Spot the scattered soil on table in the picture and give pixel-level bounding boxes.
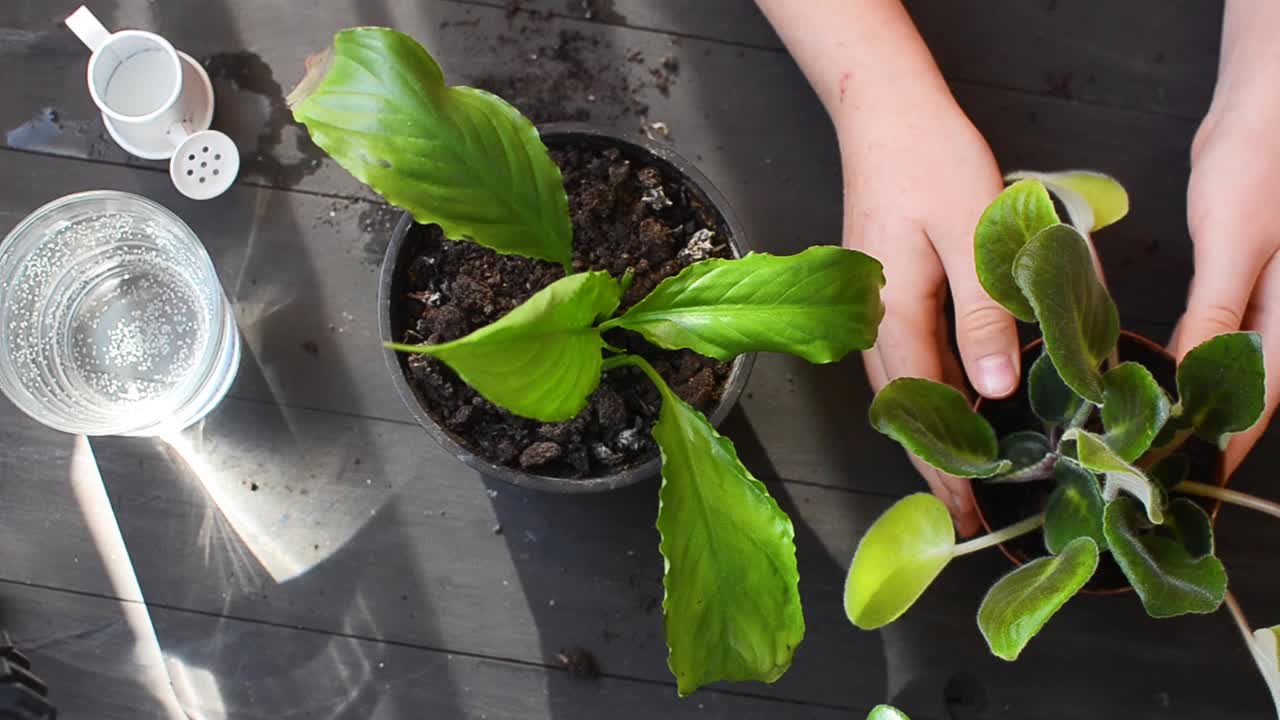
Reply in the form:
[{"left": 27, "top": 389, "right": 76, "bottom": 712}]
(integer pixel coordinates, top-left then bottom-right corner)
[
  {"left": 973, "top": 334, "right": 1221, "bottom": 592},
  {"left": 557, "top": 647, "right": 600, "bottom": 678},
  {"left": 391, "top": 136, "right": 733, "bottom": 479}
]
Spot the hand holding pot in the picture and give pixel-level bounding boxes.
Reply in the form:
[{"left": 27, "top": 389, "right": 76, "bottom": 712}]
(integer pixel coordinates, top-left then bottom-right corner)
[
  {"left": 758, "top": 0, "right": 1020, "bottom": 535},
  {"left": 1172, "top": 0, "right": 1280, "bottom": 478}
]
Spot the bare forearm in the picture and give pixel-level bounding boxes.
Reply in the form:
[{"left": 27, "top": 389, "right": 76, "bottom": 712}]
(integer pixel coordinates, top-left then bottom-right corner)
[
  {"left": 754, "top": 0, "right": 953, "bottom": 126},
  {"left": 1213, "top": 1, "right": 1280, "bottom": 112}
]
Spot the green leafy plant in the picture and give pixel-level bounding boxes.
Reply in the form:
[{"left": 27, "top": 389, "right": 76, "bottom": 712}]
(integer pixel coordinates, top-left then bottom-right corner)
[
  {"left": 844, "top": 173, "right": 1280, "bottom": 709},
  {"left": 289, "top": 28, "right": 888, "bottom": 695}
]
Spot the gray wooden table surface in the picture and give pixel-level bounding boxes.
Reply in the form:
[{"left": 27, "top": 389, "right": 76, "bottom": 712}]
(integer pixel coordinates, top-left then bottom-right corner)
[{"left": 1, "top": 1, "right": 1277, "bottom": 718}]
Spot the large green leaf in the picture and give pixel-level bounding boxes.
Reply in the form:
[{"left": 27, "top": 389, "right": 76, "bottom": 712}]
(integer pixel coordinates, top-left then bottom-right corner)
[
  {"left": 1006, "top": 170, "right": 1129, "bottom": 232},
  {"left": 1013, "top": 224, "right": 1119, "bottom": 403},
  {"left": 648, "top": 367, "right": 803, "bottom": 695},
  {"left": 866, "top": 706, "right": 911, "bottom": 720},
  {"left": 1044, "top": 458, "right": 1106, "bottom": 554},
  {"left": 1028, "top": 352, "right": 1086, "bottom": 426},
  {"left": 1101, "top": 362, "right": 1170, "bottom": 461},
  {"left": 1253, "top": 626, "right": 1280, "bottom": 714},
  {"left": 1157, "top": 498, "right": 1214, "bottom": 559},
  {"left": 1168, "top": 332, "right": 1266, "bottom": 448},
  {"left": 1103, "top": 496, "right": 1226, "bottom": 618},
  {"left": 1066, "top": 429, "right": 1165, "bottom": 524},
  {"left": 978, "top": 536, "right": 1099, "bottom": 661},
  {"left": 973, "top": 179, "right": 1059, "bottom": 321},
  {"left": 844, "top": 493, "right": 954, "bottom": 629},
  {"left": 869, "top": 379, "right": 1012, "bottom": 478},
  {"left": 387, "top": 271, "right": 619, "bottom": 421},
  {"left": 289, "top": 28, "right": 573, "bottom": 268},
  {"left": 605, "top": 246, "right": 885, "bottom": 363}
]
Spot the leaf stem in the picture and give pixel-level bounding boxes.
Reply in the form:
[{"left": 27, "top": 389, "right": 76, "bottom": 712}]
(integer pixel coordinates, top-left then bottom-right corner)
[
  {"left": 1139, "top": 427, "right": 1195, "bottom": 469},
  {"left": 1106, "top": 349, "right": 1120, "bottom": 372},
  {"left": 987, "top": 454, "right": 1058, "bottom": 484},
  {"left": 1175, "top": 481, "right": 1280, "bottom": 520},
  {"left": 952, "top": 513, "right": 1045, "bottom": 557},
  {"left": 1066, "top": 401, "right": 1095, "bottom": 430},
  {"left": 602, "top": 353, "right": 667, "bottom": 391}
]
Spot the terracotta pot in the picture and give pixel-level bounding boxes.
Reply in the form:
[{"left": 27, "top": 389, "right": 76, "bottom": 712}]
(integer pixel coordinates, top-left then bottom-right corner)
[
  {"left": 972, "top": 330, "right": 1226, "bottom": 594},
  {"left": 378, "top": 123, "right": 754, "bottom": 493}
]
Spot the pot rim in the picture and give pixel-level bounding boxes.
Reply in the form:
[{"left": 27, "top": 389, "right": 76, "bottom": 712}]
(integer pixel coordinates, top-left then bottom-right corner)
[
  {"left": 972, "top": 329, "right": 1227, "bottom": 595},
  {"left": 377, "top": 122, "right": 755, "bottom": 493}
]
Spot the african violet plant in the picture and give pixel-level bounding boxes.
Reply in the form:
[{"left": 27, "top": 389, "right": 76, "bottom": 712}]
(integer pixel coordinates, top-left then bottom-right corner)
[
  {"left": 844, "top": 172, "right": 1280, "bottom": 711},
  {"left": 287, "top": 28, "right": 888, "bottom": 694}
]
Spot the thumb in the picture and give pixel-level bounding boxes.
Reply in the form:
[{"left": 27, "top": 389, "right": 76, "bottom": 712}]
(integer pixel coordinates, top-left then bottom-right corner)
[
  {"left": 951, "top": 281, "right": 1021, "bottom": 399},
  {"left": 1173, "top": 245, "right": 1262, "bottom": 360}
]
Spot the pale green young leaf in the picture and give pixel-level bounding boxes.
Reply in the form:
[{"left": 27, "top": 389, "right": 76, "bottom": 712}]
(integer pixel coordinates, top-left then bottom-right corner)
[
  {"left": 978, "top": 536, "right": 1099, "bottom": 661},
  {"left": 388, "top": 271, "right": 620, "bottom": 422},
  {"left": 649, "top": 372, "right": 803, "bottom": 695},
  {"left": 844, "top": 494, "right": 955, "bottom": 629},
  {"left": 1167, "top": 332, "right": 1266, "bottom": 448},
  {"left": 1006, "top": 170, "right": 1129, "bottom": 232},
  {"left": 866, "top": 706, "right": 911, "bottom": 720},
  {"left": 289, "top": 28, "right": 573, "bottom": 268},
  {"left": 1253, "top": 626, "right": 1280, "bottom": 714},
  {"left": 1101, "top": 362, "right": 1171, "bottom": 461},
  {"left": 1044, "top": 458, "right": 1106, "bottom": 554},
  {"left": 973, "top": 179, "right": 1059, "bottom": 321},
  {"left": 870, "top": 379, "right": 1012, "bottom": 478},
  {"left": 1157, "top": 498, "right": 1214, "bottom": 559},
  {"left": 1028, "top": 352, "right": 1086, "bottom": 426},
  {"left": 606, "top": 246, "right": 885, "bottom": 363},
  {"left": 1066, "top": 429, "right": 1165, "bottom": 524},
  {"left": 1013, "top": 224, "right": 1119, "bottom": 403},
  {"left": 1103, "top": 496, "right": 1226, "bottom": 617}
]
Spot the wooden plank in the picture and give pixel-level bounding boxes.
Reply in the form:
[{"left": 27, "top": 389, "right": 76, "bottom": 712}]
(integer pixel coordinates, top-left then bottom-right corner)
[
  {"left": 0, "top": 581, "right": 857, "bottom": 719},
  {"left": 473, "top": 0, "right": 1220, "bottom": 119},
  {"left": 2, "top": 399, "right": 1278, "bottom": 716}
]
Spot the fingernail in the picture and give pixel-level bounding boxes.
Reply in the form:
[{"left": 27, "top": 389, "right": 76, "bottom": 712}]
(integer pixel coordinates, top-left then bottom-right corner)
[{"left": 976, "top": 354, "right": 1017, "bottom": 397}]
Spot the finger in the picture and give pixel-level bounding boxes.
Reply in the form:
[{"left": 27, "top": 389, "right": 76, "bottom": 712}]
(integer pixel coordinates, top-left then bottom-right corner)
[
  {"left": 1223, "top": 251, "right": 1280, "bottom": 476},
  {"left": 876, "top": 264, "right": 947, "bottom": 384},
  {"left": 929, "top": 189, "right": 1021, "bottom": 400},
  {"left": 1173, "top": 226, "right": 1267, "bottom": 360},
  {"left": 937, "top": 303, "right": 968, "bottom": 392}
]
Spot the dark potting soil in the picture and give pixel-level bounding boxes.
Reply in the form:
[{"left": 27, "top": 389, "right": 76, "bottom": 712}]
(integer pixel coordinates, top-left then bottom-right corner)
[
  {"left": 391, "top": 137, "right": 733, "bottom": 479},
  {"left": 973, "top": 334, "right": 1222, "bottom": 592}
]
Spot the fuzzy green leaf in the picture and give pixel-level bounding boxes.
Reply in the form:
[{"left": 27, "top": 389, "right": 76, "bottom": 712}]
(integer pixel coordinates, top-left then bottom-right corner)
[
  {"left": 1006, "top": 170, "right": 1129, "bottom": 232},
  {"left": 1067, "top": 429, "right": 1165, "bottom": 524},
  {"left": 978, "top": 536, "right": 1098, "bottom": 661},
  {"left": 1168, "top": 332, "right": 1266, "bottom": 448},
  {"left": 650, "top": 376, "right": 803, "bottom": 695},
  {"left": 1148, "top": 453, "right": 1190, "bottom": 492},
  {"left": 1013, "top": 224, "right": 1119, "bottom": 403},
  {"left": 388, "top": 271, "right": 619, "bottom": 421},
  {"left": 866, "top": 706, "right": 911, "bottom": 720},
  {"left": 289, "top": 28, "right": 573, "bottom": 268},
  {"left": 1101, "top": 362, "right": 1171, "bottom": 461},
  {"left": 1103, "top": 496, "right": 1226, "bottom": 618},
  {"left": 1157, "top": 498, "right": 1214, "bottom": 559},
  {"left": 1028, "top": 352, "right": 1086, "bottom": 426},
  {"left": 844, "top": 493, "right": 954, "bottom": 630},
  {"left": 1253, "top": 626, "right": 1280, "bottom": 714},
  {"left": 1044, "top": 458, "right": 1106, "bottom": 554},
  {"left": 870, "top": 379, "right": 1012, "bottom": 478},
  {"left": 607, "top": 246, "right": 885, "bottom": 363},
  {"left": 1000, "top": 431, "right": 1052, "bottom": 470},
  {"left": 974, "top": 179, "right": 1059, "bottom": 321}
]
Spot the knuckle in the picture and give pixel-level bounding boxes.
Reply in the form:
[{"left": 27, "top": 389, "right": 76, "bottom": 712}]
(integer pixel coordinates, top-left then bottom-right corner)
[
  {"left": 1191, "top": 302, "right": 1244, "bottom": 333},
  {"left": 957, "top": 303, "right": 1010, "bottom": 340}
]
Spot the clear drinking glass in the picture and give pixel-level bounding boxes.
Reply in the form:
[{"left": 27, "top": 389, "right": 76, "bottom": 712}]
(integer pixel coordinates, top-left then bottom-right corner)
[{"left": 0, "top": 191, "right": 239, "bottom": 436}]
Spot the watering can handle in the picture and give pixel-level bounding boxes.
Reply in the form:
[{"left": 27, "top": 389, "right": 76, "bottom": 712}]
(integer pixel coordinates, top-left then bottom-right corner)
[{"left": 65, "top": 6, "right": 111, "bottom": 53}]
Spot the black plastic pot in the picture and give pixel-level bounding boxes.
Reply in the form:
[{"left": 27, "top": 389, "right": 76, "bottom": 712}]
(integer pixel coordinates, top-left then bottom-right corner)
[
  {"left": 973, "top": 331, "right": 1225, "bottom": 594},
  {"left": 378, "top": 123, "right": 755, "bottom": 493}
]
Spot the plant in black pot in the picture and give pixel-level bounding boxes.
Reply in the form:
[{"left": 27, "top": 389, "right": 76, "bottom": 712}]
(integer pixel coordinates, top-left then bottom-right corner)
[
  {"left": 842, "top": 173, "right": 1280, "bottom": 711},
  {"left": 287, "top": 28, "right": 888, "bottom": 694}
]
